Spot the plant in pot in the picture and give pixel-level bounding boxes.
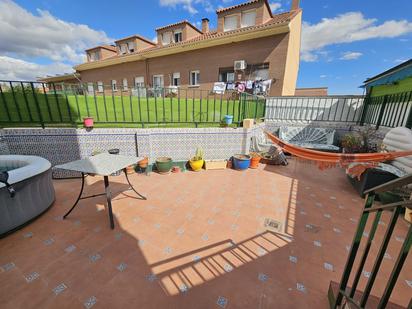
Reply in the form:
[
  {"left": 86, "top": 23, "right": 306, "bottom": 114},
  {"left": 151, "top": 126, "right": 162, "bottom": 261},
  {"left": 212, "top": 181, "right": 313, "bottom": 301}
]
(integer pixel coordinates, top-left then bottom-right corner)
[
  {"left": 249, "top": 152, "right": 261, "bottom": 169},
  {"left": 156, "top": 157, "right": 173, "bottom": 174},
  {"left": 83, "top": 117, "right": 94, "bottom": 128},
  {"left": 341, "top": 126, "right": 378, "bottom": 153},
  {"left": 189, "top": 147, "right": 204, "bottom": 172},
  {"left": 233, "top": 154, "right": 251, "bottom": 170}
]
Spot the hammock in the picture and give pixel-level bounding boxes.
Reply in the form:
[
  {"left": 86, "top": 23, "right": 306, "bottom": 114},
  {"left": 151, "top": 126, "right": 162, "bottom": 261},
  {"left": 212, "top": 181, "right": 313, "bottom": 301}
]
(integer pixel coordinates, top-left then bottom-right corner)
[{"left": 265, "top": 130, "right": 412, "bottom": 178}]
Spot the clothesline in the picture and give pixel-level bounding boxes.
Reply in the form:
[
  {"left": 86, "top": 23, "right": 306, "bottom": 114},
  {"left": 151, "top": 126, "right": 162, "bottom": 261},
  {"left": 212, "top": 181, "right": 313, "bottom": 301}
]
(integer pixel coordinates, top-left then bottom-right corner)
[{"left": 213, "top": 79, "right": 272, "bottom": 95}]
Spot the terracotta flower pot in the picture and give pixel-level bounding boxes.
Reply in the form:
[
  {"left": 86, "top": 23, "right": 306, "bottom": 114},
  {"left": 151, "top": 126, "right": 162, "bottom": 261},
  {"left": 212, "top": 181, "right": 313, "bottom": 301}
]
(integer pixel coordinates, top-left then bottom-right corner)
[
  {"left": 249, "top": 153, "right": 261, "bottom": 169},
  {"left": 126, "top": 165, "right": 135, "bottom": 174},
  {"left": 138, "top": 157, "right": 149, "bottom": 168}
]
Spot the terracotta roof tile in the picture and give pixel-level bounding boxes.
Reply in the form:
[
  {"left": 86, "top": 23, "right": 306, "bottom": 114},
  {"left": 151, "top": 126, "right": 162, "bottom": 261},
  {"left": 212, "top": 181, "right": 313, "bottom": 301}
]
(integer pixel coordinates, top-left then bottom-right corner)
[
  {"left": 155, "top": 20, "right": 202, "bottom": 33},
  {"left": 216, "top": 0, "right": 272, "bottom": 17}
]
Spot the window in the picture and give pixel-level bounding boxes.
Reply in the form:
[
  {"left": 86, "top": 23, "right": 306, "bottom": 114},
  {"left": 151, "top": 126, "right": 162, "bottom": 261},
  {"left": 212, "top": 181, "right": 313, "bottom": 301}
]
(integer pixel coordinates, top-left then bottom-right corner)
[
  {"left": 134, "top": 76, "right": 145, "bottom": 88},
  {"left": 153, "top": 75, "right": 164, "bottom": 88},
  {"left": 122, "top": 78, "right": 128, "bottom": 90},
  {"left": 97, "top": 81, "right": 104, "bottom": 92},
  {"left": 162, "top": 32, "right": 171, "bottom": 45},
  {"left": 127, "top": 41, "right": 135, "bottom": 53},
  {"left": 120, "top": 44, "right": 127, "bottom": 54},
  {"left": 224, "top": 15, "right": 237, "bottom": 31},
  {"left": 174, "top": 30, "right": 183, "bottom": 43},
  {"left": 172, "top": 72, "right": 180, "bottom": 86},
  {"left": 250, "top": 63, "right": 269, "bottom": 80},
  {"left": 87, "top": 83, "right": 94, "bottom": 94},
  {"left": 219, "top": 68, "right": 235, "bottom": 82},
  {"left": 241, "top": 10, "right": 256, "bottom": 28},
  {"left": 111, "top": 80, "right": 117, "bottom": 91},
  {"left": 190, "top": 70, "right": 200, "bottom": 86},
  {"left": 89, "top": 51, "right": 100, "bottom": 61}
]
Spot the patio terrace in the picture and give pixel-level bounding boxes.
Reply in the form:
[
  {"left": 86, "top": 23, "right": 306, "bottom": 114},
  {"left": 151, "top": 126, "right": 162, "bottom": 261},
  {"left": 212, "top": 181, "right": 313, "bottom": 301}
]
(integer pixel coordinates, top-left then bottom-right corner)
[{"left": 1, "top": 159, "right": 411, "bottom": 308}]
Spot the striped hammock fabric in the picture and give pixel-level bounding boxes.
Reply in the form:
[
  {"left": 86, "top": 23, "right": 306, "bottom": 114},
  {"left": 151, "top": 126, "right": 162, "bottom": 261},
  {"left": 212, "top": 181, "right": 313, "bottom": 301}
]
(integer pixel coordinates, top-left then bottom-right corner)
[{"left": 265, "top": 131, "right": 412, "bottom": 177}]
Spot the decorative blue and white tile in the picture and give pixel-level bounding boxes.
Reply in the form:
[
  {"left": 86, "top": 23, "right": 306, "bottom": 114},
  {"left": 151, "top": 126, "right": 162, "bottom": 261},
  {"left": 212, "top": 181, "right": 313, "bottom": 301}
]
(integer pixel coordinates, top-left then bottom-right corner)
[
  {"left": 315, "top": 202, "right": 323, "bottom": 208},
  {"left": 132, "top": 217, "right": 140, "bottom": 223},
  {"left": 115, "top": 232, "right": 123, "bottom": 240},
  {"left": 258, "top": 273, "right": 268, "bottom": 282},
  {"left": 257, "top": 248, "right": 267, "bottom": 256},
  {"left": 64, "top": 245, "right": 76, "bottom": 253},
  {"left": 324, "top": 263, "right": 334, "bottom": 271},
  {"left": 207, "top": 219, "right": 215, "bottom": 225},
  {"left": 1, "top": 262, "right": 16, "bottom": 272},
  {"left": 231, "top": 224, "right": 238, "bottom": 231},
  {"left": 25, "top": 272, "right": 40, "bottom": 283},
  {"left": 146, "top": 273, "right": 157, "bottom": 282},
  {"left": 154, "top": 223, "right": 161, "bottom": 229},
  {"left": 84, "top": 296, "right": 97, "bottom": 309},
  {"left": 346, "top": 245, "right": 351, "bottom": 252},
  {"left": 289, "top": 256, "right": 298, "bottom": 264},
  {"left": 349, "top": 218, "right": 357, "bottom": 223},
  {"left": 323, "top": 213, "right": 331, "bottom": 219},
  {"left": 363, "top": 231, "right": 369, "bottom": 238},
  {"left": 138, "top": 239, "right": 146, "bottom": 247},
  {"left": 296, "top": 283, "right": 307, "bottom": 293},
  {"left": 217, "top": 296, "right": 228, "bottom": 308},
  {"left": 405, "top": 280, "right": 412, "bottom": 288},
  {"left": 93, "top": 226, "right": 101, "bottom": 233},
  {"left": 179, "top": 284, "right": 189, "bottom": 294},
  {"left": 116, "top": 263, "right": 127, "bottom": 272},
  {"left": 299, "top": 210, "right": 307, "bottom": 215},
  {"left": 201, "top": 234, "right": 209, "bottom": 241},
  {"left": 43, "top": 238, "right": 55, "bottom": 246},
  {"left": 384, "top": 253, "right": 392, "bottom": 260},
  {"left": 313, "top": 240, "right": 322, "bottom": 247},
  {"left": 74, "top": 220, "right": 81, "bottom": 227},
  {"left": 53, "top": 283, "right": 67, "bottom": 295},
  {"left": 89, "top": 253, "right": 101, "bottom": 263}
]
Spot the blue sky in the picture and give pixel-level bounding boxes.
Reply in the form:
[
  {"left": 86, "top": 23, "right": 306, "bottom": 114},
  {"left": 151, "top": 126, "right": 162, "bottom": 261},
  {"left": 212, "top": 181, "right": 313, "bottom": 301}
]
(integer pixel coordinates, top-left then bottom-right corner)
[{"left": 1, "top": 0, "right": 411, "bottom": 94}]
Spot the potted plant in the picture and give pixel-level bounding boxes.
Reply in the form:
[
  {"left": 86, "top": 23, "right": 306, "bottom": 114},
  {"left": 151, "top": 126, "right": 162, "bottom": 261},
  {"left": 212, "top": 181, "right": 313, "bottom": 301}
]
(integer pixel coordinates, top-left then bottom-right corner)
[
  {"left": 155, "top": 157, "right": 173, "bottom": 174},
  {"left": 83, "top": 117, "right": 94, "bottom": 128},
  {"left": 189, "top": 147, "right": 204, "bottom": 172},
  {"left": 233, "top": 154, "right": 251, "bottom": 170},
  {"left": 249, "top": 152, "right": 261, "bottom": 169},
  {"left": 126, "top": 165, "right": 136, "bottom": 174},
  {"left": 138, "top": 157, "right": 149, "bottom": 168},
  {"left": 223, "top": 115, "right": 233, "bottom": 125}
]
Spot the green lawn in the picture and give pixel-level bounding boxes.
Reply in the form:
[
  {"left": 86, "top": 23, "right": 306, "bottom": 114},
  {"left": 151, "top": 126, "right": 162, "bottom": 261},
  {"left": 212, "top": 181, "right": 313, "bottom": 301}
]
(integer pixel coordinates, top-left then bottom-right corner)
[{"left": 0, "top": 91, "right": 265, "bottom": 128}]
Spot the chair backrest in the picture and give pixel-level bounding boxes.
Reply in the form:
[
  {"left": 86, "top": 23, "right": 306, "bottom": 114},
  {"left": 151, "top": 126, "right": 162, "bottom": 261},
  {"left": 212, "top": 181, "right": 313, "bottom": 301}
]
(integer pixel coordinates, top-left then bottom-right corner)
[
  {"left": 383, "top": 127, "right": 412, "bottom": 175},
  {"left": 279, "top": 126, "right": 335, "bottom": 145}
]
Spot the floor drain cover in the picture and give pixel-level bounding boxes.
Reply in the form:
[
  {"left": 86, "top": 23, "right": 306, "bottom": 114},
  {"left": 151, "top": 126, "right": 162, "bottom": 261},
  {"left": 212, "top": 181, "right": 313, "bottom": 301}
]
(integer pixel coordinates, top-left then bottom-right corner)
[{"left": 264, "top": 218, "right": 282, "bottom": 232}]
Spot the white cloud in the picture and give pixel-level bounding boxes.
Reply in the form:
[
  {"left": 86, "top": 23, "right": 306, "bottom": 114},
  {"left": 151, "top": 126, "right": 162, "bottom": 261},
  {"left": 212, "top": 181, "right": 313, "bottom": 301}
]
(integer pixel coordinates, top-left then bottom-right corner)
[
  {"left": 152, "top": 36, "right": 158, "bottom": 44},
  {"left": 301, "top": 12, "right": 412, "bottom": 62},
  {"left": 320, "top": 74, "right": 327, "bottom": 78},
  {"left": 394, "top": 58, "right": 407, "bottom": 63},
  {"left": 159, "top": 0, "right": 215, "bottom": 14},
  {"left": 269, "top": 2, "right": 282, "bottom": 12},
  {"left": 0, "top": 56, "right": 73, "bottom": 80},
  {"left": 0, "top": 0, "right": 112, "bottom": 63},
  {"left": 340, "top": 51, "right": 363, "bottom": 60}
]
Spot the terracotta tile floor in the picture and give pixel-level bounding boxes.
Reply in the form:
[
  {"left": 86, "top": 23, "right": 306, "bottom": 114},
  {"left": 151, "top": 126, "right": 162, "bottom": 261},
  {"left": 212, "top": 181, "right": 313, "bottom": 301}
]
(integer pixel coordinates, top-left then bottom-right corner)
[{"left": 1, "top": 159, "right": 411, "bottom": 308}]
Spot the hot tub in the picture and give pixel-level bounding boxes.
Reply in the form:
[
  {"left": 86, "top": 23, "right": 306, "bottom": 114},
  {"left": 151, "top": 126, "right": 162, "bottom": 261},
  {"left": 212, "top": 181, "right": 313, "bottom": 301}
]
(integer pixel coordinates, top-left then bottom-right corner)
[{"left": 0, "top": 155, "right": 55, "bottom": 237}]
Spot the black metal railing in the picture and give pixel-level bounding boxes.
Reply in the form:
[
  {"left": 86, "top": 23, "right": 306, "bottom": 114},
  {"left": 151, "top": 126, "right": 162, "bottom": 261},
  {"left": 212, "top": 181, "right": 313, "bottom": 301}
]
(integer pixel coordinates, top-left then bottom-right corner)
[
  {"left": 330, "top": 175, "right": 412, "bottom": 309},
  {"left": 0, "top": 80, "right": 265, "bottom": 128},
  {"left": 360, "top": 91, "right": 412, "bottom": 129},
  {"left": 265, "top": 95, "right": 365, "bottom": 123}
]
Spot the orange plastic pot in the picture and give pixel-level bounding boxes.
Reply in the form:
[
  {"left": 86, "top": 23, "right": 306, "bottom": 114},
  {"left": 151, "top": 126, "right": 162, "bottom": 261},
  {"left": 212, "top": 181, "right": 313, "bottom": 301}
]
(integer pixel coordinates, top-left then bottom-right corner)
[{"left": 249, "top": 155, "right": 261, "bottom": 169}]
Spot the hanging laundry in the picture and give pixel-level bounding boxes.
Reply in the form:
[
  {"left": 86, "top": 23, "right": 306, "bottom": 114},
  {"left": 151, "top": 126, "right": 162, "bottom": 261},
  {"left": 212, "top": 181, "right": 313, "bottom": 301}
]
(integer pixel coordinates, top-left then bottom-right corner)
[
  {"left": 262, "top": 79, "right": 272, "bottom": 92},
  {"left": 237, "top": 82, "right": 246, "bottom": 93},
  {"left": 213, "top": 82, "right": 226, "bottom": 94},
  {"left": 226, "top": 82, "right": 235, "bottom": 90},
  {"left": 246, "top": 80, "right": 253, "bottom": 89}
]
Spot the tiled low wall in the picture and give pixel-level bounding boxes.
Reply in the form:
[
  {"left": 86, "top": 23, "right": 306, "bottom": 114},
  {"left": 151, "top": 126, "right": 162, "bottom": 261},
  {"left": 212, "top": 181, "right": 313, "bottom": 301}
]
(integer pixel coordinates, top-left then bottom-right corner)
[{"left": 1, "top": 124, "right": 265, "bottom": 176}]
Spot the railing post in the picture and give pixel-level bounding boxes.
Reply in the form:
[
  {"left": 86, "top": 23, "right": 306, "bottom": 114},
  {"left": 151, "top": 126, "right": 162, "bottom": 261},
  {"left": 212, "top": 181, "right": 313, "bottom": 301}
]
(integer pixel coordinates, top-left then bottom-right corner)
[
  {"left": 375, "top": 94, "right": 388, "bottom": 129},
  {"left": 359, "top": 95, "right": 370, "bottom": 126},
  {"left": 405, "top": 94, "right": 412, "bottom": 128},
  {"left": 30, "top": 82, "right": 44, "bottom": 128}
]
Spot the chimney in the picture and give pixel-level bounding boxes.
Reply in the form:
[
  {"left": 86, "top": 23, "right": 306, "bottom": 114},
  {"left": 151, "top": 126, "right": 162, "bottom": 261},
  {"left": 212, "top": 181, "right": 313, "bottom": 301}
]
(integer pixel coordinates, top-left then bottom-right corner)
[
  {"left": 291, "top": 0, "right": 300, "bottom": 10},
  {"left": 201, "top": 18, "right": 210, "bottom": 33}
]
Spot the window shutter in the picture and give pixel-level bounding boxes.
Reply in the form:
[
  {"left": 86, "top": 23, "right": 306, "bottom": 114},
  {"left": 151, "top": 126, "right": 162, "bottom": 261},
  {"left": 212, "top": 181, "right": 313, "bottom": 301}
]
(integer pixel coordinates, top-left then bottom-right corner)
[
  {"left": 241, "top": 10, "right": 256, "bottom": 28},
  {"left": 224, "top": 15, "right": 237, "bottom": 31}
]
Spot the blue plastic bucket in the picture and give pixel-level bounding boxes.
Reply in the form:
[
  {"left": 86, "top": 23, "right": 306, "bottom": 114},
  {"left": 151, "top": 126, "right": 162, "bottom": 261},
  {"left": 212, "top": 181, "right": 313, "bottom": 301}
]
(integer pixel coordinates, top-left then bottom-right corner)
[
  {"left": 224, "top": 115, "right": 233, "bottom": 125},
  {"left": 233, "top": 154, "right": 251, "bottom": 170}
]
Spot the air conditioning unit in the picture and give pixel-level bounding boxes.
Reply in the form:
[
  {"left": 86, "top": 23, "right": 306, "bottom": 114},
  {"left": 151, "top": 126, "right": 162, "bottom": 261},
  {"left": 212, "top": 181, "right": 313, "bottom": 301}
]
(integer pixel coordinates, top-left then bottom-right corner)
[{"left": 234, "top": 60, "right": 247, "bottom": 70}]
